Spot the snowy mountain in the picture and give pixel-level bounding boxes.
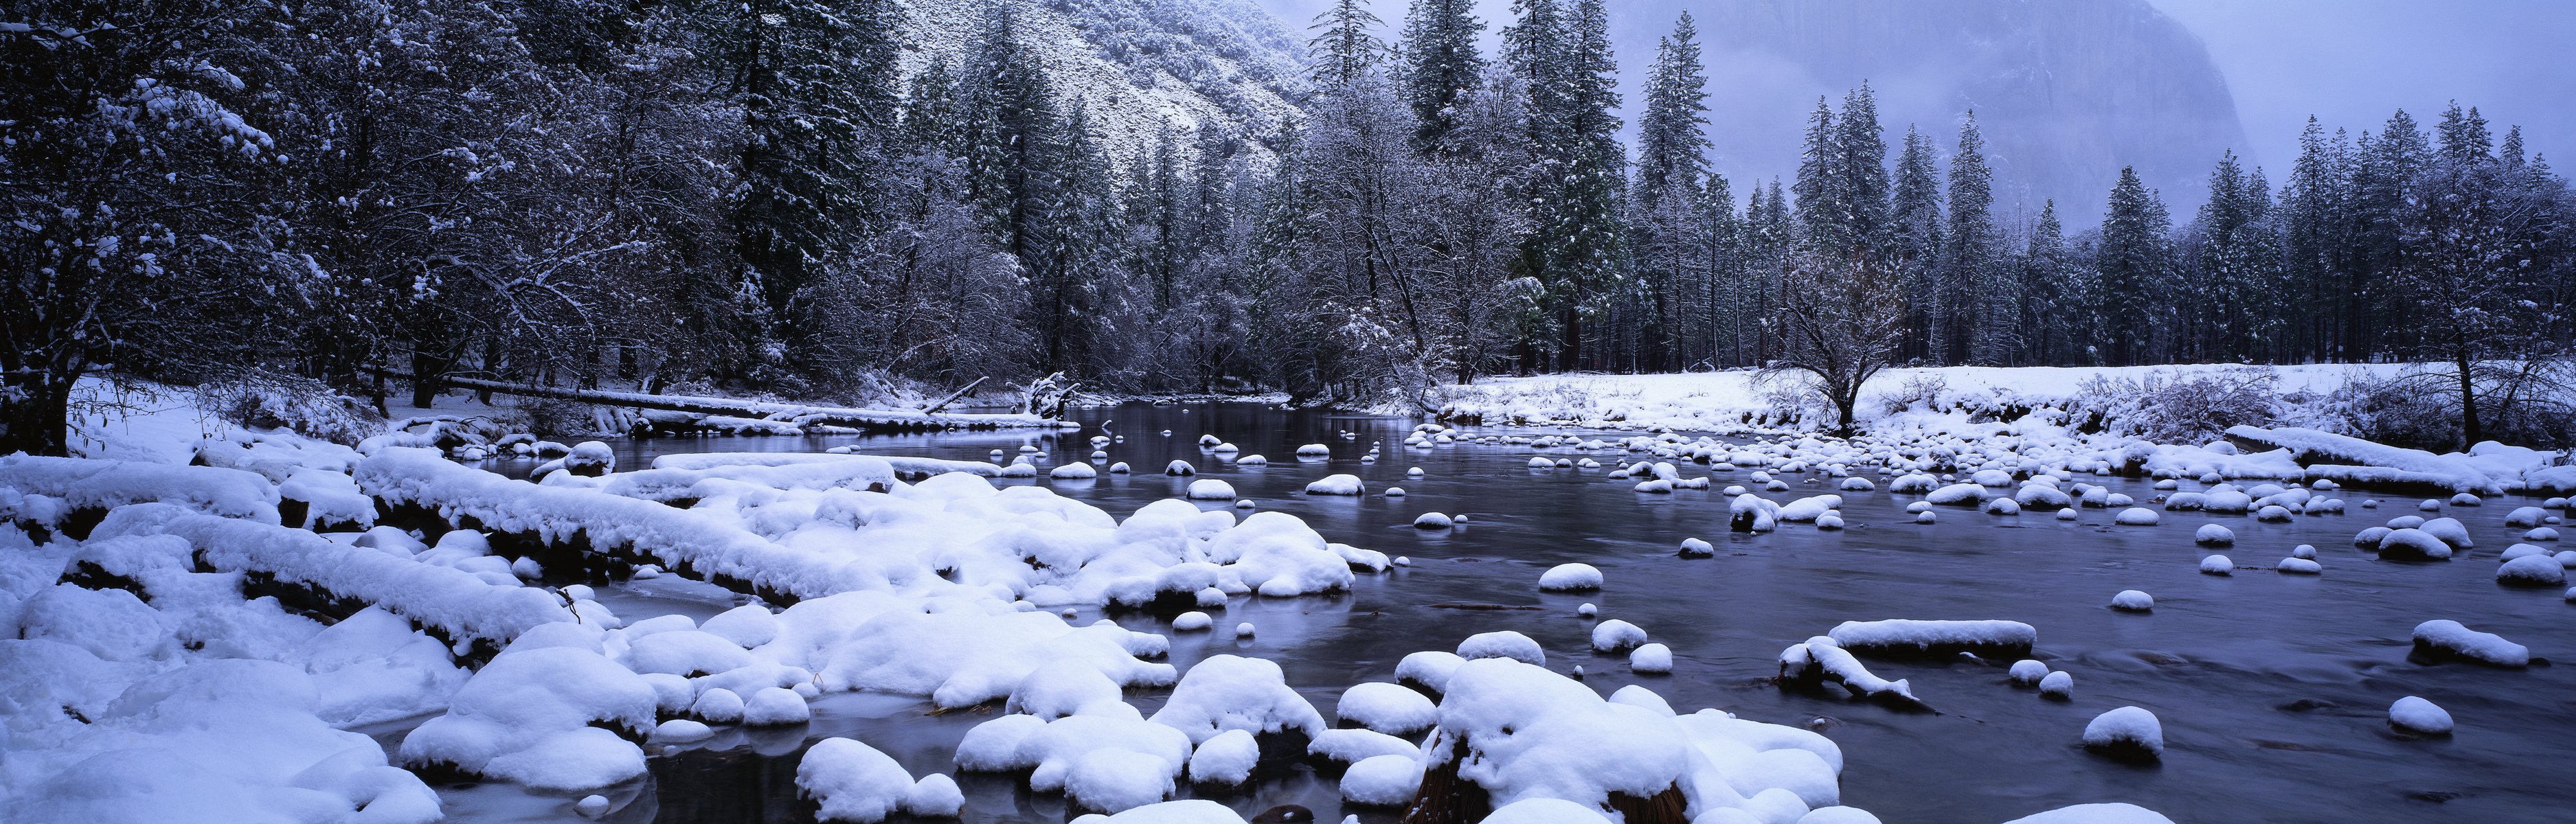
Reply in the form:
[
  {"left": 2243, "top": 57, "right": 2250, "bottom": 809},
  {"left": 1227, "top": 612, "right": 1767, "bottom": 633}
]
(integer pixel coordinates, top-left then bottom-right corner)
[{"left": 903, "top": 0, "right": 1311, "bottom": 159}]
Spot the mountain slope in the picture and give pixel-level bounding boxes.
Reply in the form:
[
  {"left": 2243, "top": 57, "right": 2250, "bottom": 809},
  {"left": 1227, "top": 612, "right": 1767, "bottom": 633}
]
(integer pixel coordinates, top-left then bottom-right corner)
[{"left": 903, "top": 0, "right": 1311, "bottom": 161}]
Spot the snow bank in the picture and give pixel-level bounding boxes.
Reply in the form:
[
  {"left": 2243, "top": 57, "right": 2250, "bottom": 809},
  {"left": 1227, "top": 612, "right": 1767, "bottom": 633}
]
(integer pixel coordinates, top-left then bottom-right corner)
[
  {"left": 2226, "top": 426, "right": 2506, "bottom": 494},
  {"left": 94, "top": 503, "right": 572, "bottom": 648},
  {"left": 0, "top": 455, "right": 280, "bottom": 529}
]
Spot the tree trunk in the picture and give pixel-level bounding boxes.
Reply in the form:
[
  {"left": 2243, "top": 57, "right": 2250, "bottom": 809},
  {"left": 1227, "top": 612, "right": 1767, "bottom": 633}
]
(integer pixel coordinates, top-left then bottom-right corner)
[
  {"left": 2456, "top": 349, "right": 2481, "bottom": 449},
  {"left": 0, "top": 372, "right": 74, "bottom": 457},
  {"left": 411, "top": 349, "right": 449, "bottom": 409}
]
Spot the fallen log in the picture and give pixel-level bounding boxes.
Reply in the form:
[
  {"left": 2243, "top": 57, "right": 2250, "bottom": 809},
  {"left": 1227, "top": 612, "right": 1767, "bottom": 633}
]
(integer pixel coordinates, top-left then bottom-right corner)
[{"left": 366, "top": 368, "right": 1073, "bottom": 433}]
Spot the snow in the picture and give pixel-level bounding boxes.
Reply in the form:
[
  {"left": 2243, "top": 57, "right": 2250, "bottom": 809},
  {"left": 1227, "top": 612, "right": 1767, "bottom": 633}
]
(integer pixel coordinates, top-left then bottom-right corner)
[
  {"left": 2116, "top": 507, "right": 2160, "bottom": 525},
  {"left": 2226, "top": 426, "right": 2507, "bottom": 494},
  {"left": 1186, "top": 729, "right": 1259, "bottom": 787},
  {"left": 398, "top": 644, "right": 655, "bottom": 789},
  {"left": 2002, "top": 803, "right": 2178, "bottom": 824},
  {"left": 1538, "top": 563, "right": 1604, "bottom": 591},
  {"left": 1778, "top": 637, "right": 1923, "bottom": 709},
  {"left": 1308, "top": 727, "right": 1418, "bottom": 766},
  {"left": 2411, "top": 619, "right": 2530, "bottom": 667},
  {"left": 1304, "top": 474, "right": 1366, "bottom": 495},
  {"left": 1591, "top": 619, "right": 1649, "bottom": 651},
  {"left": 1413, "top": 512, "right": 1454, "bottom": 529},
  {"left": 1186, "top": 479, "right": 1236, "bottom": 500},
  {"left": 2081, "top": 706, "right": 2164, "bottom": 759},
  {"left": 1148, "top": 654, "right": 1324, "bottom": 744},
  {"left": 1336, "top": 682, "right": 1437, "bottom": 735},
  {"left": 0, "top": 455, "right": 281, "bottom": 526},
  {"left": 2194, "top": 524, "right": 2234, "bottom": 545},
  {"left": 800, "top": 737, "right": 916, "bottom": 823},
  {"left": 1089, "top": 799, "right": 1254, "bottom": 823},
  {"left": 1482, "top": 798, "right": 1616, "bottom": 824},
  {"left": 1825, "top": 619, "right": 2036, "bottom": 654},
  {"left": 2375, "top": 528, "right": 2454, "bottom": 561},
  {"left": 2110, "top": 590, "right": 2154, "bottom": 612},
  {"left": 2009, "top": 659, "right": 2048, "bottom": 686},
  {"left": 1340, "top": 753, "right": 1425, "bottom": 805},
  {"left": 2498, "top": 554, "right": 2566, "bottom": 586},
  {"left": 2199, "top": 555, "right": 2234, "bottom": 575},
  {"left": 1458, "top": 631, "right": 1546, "bottom": 665},
  {"left": 2276, "top": 558, "right": 2323, "bottom": 573},
  {"left": 1630, "top": 643, "right": 1674, "bottom": 673},
  {"left": 2388, "top": 696, "right": 2454, "bottom": 735},
  {"left": 1397, "top": 650, "right": 1467, "bottom": 694},
  {"left": 96, "top": 503, "right": 572, "bottom": 647},
  {"left": 2039, "top": 670, "right": 2075, "bottom": 699}
]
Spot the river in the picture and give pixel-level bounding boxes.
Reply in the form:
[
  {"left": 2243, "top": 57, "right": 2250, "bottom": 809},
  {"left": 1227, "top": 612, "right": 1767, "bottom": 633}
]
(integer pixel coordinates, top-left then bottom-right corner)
[{"left": 435, "top": 402, "right": 2576, "bottom": 824}]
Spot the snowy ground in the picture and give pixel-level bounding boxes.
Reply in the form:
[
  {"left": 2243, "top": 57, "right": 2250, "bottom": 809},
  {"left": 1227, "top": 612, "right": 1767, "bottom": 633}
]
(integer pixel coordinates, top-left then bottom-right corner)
[
  {"left": 1426, "top": 364, "right": 2406, "bottom": 432},
  {"left": 1427, "top": 364, "right": 2574, "bottom": 495}
]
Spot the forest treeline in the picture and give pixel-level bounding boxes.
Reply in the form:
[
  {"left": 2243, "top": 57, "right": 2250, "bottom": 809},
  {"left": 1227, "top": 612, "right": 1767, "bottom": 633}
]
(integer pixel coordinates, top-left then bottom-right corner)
[{"left": 5, "top": 0, "right": 2570, "bottom": 455}]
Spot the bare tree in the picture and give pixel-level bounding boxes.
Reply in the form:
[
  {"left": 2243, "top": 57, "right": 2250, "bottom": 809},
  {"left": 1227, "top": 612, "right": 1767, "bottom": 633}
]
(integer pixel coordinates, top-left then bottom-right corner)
[{"left": 1761, "top": 250, "right": 1907, "bottom": 435}]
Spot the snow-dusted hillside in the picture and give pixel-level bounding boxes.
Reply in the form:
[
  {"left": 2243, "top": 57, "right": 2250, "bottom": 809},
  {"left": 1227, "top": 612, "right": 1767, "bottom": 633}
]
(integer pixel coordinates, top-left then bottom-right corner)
[{"left": 904, "top": 0, "right": 1310, "bottom": 161}]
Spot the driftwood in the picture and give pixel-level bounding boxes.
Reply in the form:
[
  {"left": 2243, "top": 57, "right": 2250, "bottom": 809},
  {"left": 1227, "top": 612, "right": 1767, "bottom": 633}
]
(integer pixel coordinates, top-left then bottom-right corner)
[{"left": 923, "top": 376, "right": 990, "bottom": 413}]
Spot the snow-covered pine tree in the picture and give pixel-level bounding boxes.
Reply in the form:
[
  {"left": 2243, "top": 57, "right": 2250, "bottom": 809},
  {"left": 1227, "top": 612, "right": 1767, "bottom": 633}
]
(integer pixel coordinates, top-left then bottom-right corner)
[
  {"left": 1628, "top": 13, "right": 1713, "bottom": 372},
  {"left": 1888, "top": 126, "right": 1945, "bottom": 362},
  {"left": 2095, "top": 166, "right": 2174, "bottom": 366},
  {"left": 1309, "top": 0, "right": 1386, "bottom": 91},
  {"left": 2278, "top": 117, "right": 2352, "bottom": 360},
  {"left": 1947, "top": 115, "right": 2011, "bottom": 366},
  {"left": 724, "top": 0, "right": 901, "bottom": 382},
  {"left": 1400, "top": 0, "right": 1484, "bottom": 153}
]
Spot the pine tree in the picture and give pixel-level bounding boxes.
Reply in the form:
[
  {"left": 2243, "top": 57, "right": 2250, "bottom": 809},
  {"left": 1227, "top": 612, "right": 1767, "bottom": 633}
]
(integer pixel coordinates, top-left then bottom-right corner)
[
  {"left": 2015, "top": 201, "right": 2077, "bottom": 365},
  {"left": 725, "top": 0, "right": 903, "bottom": 376},
  {"left": 1947, "top": 114, "right": 2009, "bottom": 365},
  {"left": 1309, "top": 0, "right": 1386, "bottom": 91},
  {"left": 1888, "top": 126, "right": 1945, "bottom": 361},
  {"left": 2095, "top": 167, "right": 2173, "bottom": 366},
  {"left": 1507, "top": 0, "right": 1627, "bottom": 371},
  {"left": 1400, "top": 0, "right": 1484, "bottom": 152},
  {"left": 1634, "top": 14, "right": 1712, "bottom": 200},
  {"left": 2279, "top": 117, "right": 2350, "bottom": 360},
  {"left": 1628, "top": 13, "right": 1713, "bottom": 371}
]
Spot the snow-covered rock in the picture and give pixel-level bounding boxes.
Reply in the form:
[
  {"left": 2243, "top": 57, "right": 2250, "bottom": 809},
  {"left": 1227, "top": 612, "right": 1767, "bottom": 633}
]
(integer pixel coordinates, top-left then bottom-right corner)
[
  {"left": 2081, "top": 706, "right": 2163, "bottom": 760},
  {"left": 2388, "top": 696, "right": 2453, "bottom": 735}
]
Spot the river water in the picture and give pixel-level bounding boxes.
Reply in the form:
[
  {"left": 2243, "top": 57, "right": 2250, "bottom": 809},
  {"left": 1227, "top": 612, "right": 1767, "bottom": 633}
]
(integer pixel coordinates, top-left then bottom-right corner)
[{"left": 442, "top": 402, "right": 2576, "bottom": 824}]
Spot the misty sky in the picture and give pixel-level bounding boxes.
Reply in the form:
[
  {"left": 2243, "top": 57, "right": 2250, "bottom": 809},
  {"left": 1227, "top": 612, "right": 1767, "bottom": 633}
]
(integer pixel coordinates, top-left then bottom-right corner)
[{"left": 1255, "top": 0, "right": 2573, "bottom": 182}]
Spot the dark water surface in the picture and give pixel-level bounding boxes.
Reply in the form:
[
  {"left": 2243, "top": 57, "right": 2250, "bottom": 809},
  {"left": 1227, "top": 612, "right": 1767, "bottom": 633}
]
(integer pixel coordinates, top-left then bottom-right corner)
[{"left": 457, "top": 402, "right": 2576, "bottom": 824}]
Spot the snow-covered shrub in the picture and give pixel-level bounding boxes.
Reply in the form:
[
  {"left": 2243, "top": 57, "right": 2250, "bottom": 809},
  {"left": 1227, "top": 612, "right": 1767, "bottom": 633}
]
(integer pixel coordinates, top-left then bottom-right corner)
[
  {"left": 197, "top": 374, "right": 383, "bottom": 446},
  {"left": 2075, "top": 367, "right": 2279, "bottom": 442}
]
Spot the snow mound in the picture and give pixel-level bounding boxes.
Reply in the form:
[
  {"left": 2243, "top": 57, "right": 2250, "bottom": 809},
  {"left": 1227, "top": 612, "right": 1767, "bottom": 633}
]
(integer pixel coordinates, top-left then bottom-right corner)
[
  {"left": 1336, "top": 682, "right": 1437, "bottom": 735},
  {"left": 1458, "top": 631, "right": 1546, "bottom": 665},
  {"left": 1304, "top": 474, "right": 1365, "bottom": 496},
  {"left": 1538, "top": 563, "right": 1603, "bottom": 591},
  {"left": 2388, "top": 696, "right": 2453, "bottom": 735},
  {"left": 2110, "top": 591, "right": 2154, "bottom": 612},
  {"left": 2115, "top": 507, "right": 2160, "bottom": 525},
  {"left": 1147, "top": 654, "right": 1324, "bottom": 744},
  {"left": 398, "top": 645, "right": 655, "bottom": 789},
  {"left": 1590, "top": 619, "right": 1649, "bottom": 652},
  {"left": 2081, "top": 706, "right": 2164, "bottom": 760},
  {"left": 800, "top": 737, "right": 915, "bottom": 823},
  {"left": 2411, "top": 619, "right": 2529, "bottom": 667},
  {"left": 1185, "top": 479, "right": 1236, "bottom": 500},
  {"left": 1340, "top": 753, "right": 1425, "bottom": 805}
]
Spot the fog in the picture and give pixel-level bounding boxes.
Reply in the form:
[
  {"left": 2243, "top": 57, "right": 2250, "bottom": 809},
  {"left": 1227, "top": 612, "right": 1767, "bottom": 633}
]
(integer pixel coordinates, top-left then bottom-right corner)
[{"left": 1254, "top": 0, "right": 2572, "bottom": 218}]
